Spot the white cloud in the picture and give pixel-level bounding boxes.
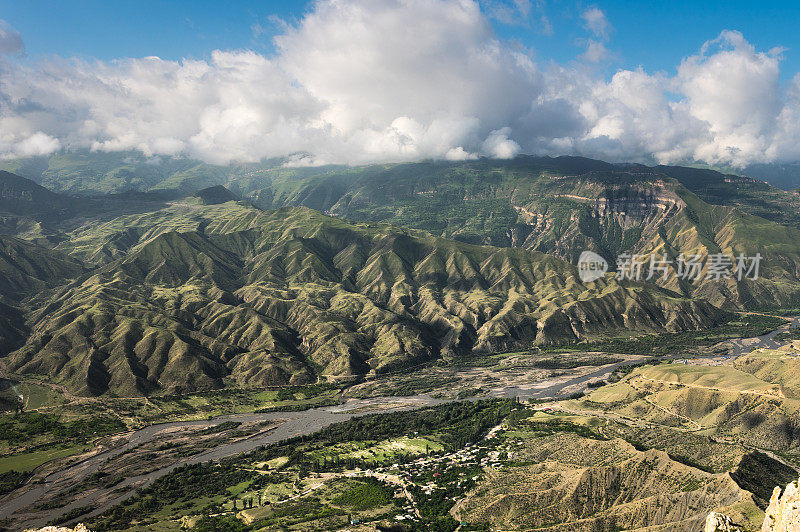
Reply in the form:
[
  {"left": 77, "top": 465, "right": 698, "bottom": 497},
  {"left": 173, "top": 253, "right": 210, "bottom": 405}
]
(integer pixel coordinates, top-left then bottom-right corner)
[
  {"left": 0, "top": 131, "right": 60, "bottom": 158},
  {"left": 482, "top": 0, "right": 534, "bottom": 26},
  {"left": 581, "top": 40, "right": 610, "bottom": 63},
  {"left": 539, "top": 14, "right": 553, "bottom": 36},
  {"left": 581, "top": 7, "right": 611, "bottom": 40},
  {"left": 0, "top": 4, "right": 799, "bottom": 168},
  {"left": 0, "top": 20, "right": 24, "bottom": 56},
  {"left": 578, "top": 7, "right": 613, "bottom": 63},
  {"left": 445, "top": 146, "right": 479, "bottom": 160},
  {"left": 675, "top": 30, "right": 783, "bottom": 165},
  {"left": 482, "top": 127, "right": 521, "bottom": 158}
]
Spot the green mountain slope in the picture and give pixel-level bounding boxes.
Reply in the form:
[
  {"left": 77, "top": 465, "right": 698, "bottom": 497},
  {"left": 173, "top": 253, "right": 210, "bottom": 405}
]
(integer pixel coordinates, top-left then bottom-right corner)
[
  {"left": 190, "top": 185, "right": 241, "bottom": 205},
  {"left": 1, "top": 157, "right": 798, "bottom": 394},
  {"left": 0, "top": 150, "right": 284, "bottom": 196},
  {"left": 5, "top": 205, "right": 722, "bottom": 396},
  {"left": 232, "top": 158, "right": 800, "bottom": 309},
  {"left": 235, "top": 157, "right": 800, "bottom": 239},
  {"left": 0, "top": 151, "right": 219, "bottom": 195},
  {"left": 0, "top": 170, "right": 81, "bottom": 222},
  {"left": 0, "top": 236, "right": 86, "bottom": 354},
  {"left": 0, "top": 171, "right": 182, "bottom": 248},
  {"left": 6, "top": 154, "right": 800, "bottom": 310},
  {"left": 657, "top": 164, "right": 800, "bottom": 230},
  {"left": 0, "top": 236, "right": 85, "bottom": 300}
]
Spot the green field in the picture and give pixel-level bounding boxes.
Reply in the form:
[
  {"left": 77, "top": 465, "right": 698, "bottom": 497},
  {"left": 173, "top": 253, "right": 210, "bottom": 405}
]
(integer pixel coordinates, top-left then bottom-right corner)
[
  {"left": 15, "top": 382, "right": 66, "bottom": 410},
  {"left": 545, "top": 313, "right": 788, "bottom": 356},
  {"left": 0, "top": 444, "right": 86, "bottom": 473},
  {"left": 303, "top": 435, "right": 444, "bottom": 464}
]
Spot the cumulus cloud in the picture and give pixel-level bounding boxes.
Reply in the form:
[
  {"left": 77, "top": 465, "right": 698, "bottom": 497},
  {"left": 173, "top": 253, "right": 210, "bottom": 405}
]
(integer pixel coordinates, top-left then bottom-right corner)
[
  {"left": 445, "top": 146, "right": 479, "bottom": 160},
  {"left": 0, "top": 3, "right": 799, "bottom": 168},
  {"left": 676, "top": 30, "right": 784, "bottom": 165},
  {"left": 1, "top": 132, "right": 60, "bottom": 158},
  {"left": 482, "top": 127, "right": 521, "bottom": 158}
]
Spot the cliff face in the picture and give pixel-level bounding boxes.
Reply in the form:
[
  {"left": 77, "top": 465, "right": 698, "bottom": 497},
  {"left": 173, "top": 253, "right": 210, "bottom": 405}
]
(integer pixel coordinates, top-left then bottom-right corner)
[
  {"left": 251, "top": 159, "right": 800, "bottom": 310},
  {"left": 707, "top": 475, "right": 800, "bottom": 532},
  {"left": 761, "top": 477, "right": 800, "bottom": 532}
]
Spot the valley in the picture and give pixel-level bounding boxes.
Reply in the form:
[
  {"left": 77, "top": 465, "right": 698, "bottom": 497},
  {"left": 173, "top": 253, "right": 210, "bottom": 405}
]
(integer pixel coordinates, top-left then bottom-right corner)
[
  {"left": 2, "top": 156, "right": 800, "bottom": 530},
  {"left": 0, "top": 312, "right": 797, "bottom": 530}
]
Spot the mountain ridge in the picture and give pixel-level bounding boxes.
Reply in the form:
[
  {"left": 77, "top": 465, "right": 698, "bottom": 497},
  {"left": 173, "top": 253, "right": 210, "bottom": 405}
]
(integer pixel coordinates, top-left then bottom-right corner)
[
  {"left": 4, "top": 205, "right": 724, "bottom": 396},
  {"left": 1, "top": 157, "right": 800, "bottom": 395}
]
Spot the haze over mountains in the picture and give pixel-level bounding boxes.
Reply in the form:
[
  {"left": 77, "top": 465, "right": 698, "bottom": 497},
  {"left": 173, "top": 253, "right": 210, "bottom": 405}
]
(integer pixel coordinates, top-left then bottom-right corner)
[{"left": 4, "top": 150, "right": 800, "bottom": 196}]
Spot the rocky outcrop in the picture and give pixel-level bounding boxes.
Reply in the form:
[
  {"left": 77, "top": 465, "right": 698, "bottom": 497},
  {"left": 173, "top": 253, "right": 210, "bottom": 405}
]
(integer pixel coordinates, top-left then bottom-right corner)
[
  {"left": 708, "top": 475, "right": 800, "bottom": 532},
  {"left": 23, "top": 524, "right": 91, "bottom": 532},
  {"left": 705, "top": 512, "right": 741, "bottom": 532},
  {"left": 762, "top": 476, "right": 800, "bottom": 532},
  {"left": 459, "top": 432, "right": 763, "bottom": 531}
]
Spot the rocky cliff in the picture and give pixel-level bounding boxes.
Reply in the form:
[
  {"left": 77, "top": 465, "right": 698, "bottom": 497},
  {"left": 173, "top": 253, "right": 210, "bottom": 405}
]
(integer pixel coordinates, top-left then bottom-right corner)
[
  {"left": 707, "top": 475, "right": 800, "bottom": 532},
  {"left": 761, "top": 476, "right": 800, "bottom": 532},
  {"left": 705, "top": 512, "right": 741, "bottom": 532}
]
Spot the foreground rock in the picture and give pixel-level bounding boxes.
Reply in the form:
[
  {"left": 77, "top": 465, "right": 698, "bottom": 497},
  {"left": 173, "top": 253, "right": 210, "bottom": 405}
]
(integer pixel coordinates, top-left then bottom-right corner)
[
  {"left": 23, "top": 525, "right": 91, "bottom": 532},
  {"left": 705, "top": 512, "right": 741, "bottom": 531},
  {"left": 762, "top": 476, "right": 800, "bottom": 532},
  {"left": 708, "top": 475, "right": 800, "bottom": 532}
]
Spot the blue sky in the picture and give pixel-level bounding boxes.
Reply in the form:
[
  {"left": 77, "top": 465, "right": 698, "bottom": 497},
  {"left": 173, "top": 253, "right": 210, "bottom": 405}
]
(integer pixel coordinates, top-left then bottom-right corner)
[{"left": 3, "top": 0, "right": 799, "bottom": 79}]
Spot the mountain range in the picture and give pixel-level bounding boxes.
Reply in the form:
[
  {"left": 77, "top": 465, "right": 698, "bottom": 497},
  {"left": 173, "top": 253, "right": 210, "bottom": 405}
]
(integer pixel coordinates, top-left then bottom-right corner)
[{"left": 2, "top": 155, "right": 800, "bottom": 395}]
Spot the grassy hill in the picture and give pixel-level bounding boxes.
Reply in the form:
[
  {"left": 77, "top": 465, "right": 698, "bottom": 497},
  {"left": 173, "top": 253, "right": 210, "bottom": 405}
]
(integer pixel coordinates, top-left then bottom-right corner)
[
  {"left": 190, "top": 185, "right": 241, "bottom": 205},
  {"left": 0, "top": 151, "right": 228, "bottom": 195},
  {"left": 0, "top": 236, "right": 86, "bottom": 354},
  {"left": 6, "top": 155, "right": 800, "bottom": 312},
  {"left": 0, "top": 170, "right": 84, "bottom": 222}
]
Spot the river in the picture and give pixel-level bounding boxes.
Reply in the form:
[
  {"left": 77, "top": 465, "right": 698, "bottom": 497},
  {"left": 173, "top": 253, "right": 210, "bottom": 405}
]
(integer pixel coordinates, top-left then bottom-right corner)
[{"left": 3, "top": 315, "right": 798, "bottom": 529}]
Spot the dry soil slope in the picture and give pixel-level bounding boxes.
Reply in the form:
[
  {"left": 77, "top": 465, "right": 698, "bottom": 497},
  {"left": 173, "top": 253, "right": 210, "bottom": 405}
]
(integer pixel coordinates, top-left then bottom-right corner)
[{"left": 458, "top": 432, "right": 765, "bottom": 531}]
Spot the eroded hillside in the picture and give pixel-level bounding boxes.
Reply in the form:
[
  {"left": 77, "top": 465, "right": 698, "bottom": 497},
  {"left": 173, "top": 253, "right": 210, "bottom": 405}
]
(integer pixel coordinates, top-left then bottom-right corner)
[{"left": 5, "top": 204, "right": 721, "bottom": 395}]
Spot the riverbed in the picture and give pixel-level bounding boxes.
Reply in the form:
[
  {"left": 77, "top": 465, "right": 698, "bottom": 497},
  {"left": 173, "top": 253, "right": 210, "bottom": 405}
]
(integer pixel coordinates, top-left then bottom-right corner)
[{"left": 3, "top": 316, "right": 797, "bottom": 529}]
